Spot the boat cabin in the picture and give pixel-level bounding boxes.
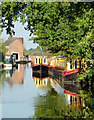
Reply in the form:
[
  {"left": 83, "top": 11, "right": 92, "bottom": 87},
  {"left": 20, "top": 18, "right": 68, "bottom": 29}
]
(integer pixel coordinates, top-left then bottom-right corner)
[
  {"left": 32, "top": 56, "right": 49, "bottom": 66},
  {"left": 49, "top": 56, "right": 84, "bottom": 75}
]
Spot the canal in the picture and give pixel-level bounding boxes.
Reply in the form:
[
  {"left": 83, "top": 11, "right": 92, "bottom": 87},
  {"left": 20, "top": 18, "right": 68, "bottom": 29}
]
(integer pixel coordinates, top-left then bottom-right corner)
[{"left": 0, "top": 63, "right": 86, "bottom": 118}]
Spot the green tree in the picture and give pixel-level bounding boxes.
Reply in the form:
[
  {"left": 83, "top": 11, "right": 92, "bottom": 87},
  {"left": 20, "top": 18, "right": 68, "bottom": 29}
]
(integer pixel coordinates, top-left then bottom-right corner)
[
  {"left": 0, "top": 39, "right": 8, "bottom": 61},
  {"left": 1, "top": 2, "right": 94, "bottom": 118},
  {"left": 23, "top": 48, "right": 28, "bottom": 56},
  {"left": 2, "top": 2, "right": 94, "bottom": 78}
]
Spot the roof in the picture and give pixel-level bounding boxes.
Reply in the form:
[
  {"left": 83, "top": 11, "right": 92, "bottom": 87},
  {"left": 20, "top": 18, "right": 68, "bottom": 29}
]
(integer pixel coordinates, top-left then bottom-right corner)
[{"left": 5, "top": 37, "right": 17, "bottom": 46}]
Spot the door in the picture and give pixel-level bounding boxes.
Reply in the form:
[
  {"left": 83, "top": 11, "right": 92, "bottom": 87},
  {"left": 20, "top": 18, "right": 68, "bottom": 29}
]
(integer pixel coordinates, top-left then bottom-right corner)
[{"left": 12, "top": 53, "right": 18, "bottom": 60}]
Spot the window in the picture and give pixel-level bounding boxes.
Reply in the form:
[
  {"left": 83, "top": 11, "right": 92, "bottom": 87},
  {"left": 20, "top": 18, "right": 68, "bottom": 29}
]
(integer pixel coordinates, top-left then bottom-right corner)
[
  {"left": 39, "top": 58, "right": 40, "bottom": 64},
  {"left": 79, "top": 97, "right": 81, "bottom": 105},
  {"left": 36, "top": 58, "right": 37, "bottom": 64},
  {"left": 41, "top": 59, "right": 43, "bottom": 64},
  {"left": 79, "top": 60, "right": 81, "bottom": 68},
  {"left": 44, "top": 58, "right": 46, "bottom": 63},
  {"left": 75, "top": 60, "right": 77, "bottom": 69},
  {"left": 70, "top": 59, "right": 72, "bottom": 69},
  {"left": 70, "top": 96, "right": 72, "bottom": 105}
]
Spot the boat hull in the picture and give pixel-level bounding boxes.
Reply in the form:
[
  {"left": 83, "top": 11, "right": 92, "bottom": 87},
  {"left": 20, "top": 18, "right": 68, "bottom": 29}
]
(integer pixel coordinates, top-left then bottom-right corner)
[{"left": 32, "top": 64, "right": 48, "bottom": 71}]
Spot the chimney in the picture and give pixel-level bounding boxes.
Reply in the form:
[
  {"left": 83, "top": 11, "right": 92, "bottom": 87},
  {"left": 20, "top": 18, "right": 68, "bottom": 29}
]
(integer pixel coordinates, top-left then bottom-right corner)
[{"left": 9, "top": 34, "right": 13, "bottom": 38}]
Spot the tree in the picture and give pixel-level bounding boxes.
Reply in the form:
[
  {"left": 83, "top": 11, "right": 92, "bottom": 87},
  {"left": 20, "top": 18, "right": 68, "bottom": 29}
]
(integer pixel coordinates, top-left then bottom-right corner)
[
  {"left": 23, "top": 48, "right": 28, "bottom": 56},
  {"left": 1, "top": 2, "right": 94, "bottom": 118},
  {"left": 1, "top": 2, "right": 93, "bottom": 55},
  {"left": 0, "top": 39, "right": 8, "bottom": 61},
  {"left": 1, "top": 2, "right": 94, "bottom": 76}
]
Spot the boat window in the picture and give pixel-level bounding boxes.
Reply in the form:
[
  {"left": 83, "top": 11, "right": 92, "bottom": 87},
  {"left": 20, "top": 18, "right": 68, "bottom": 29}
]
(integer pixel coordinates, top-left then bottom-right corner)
[
  {"left": 36, "top": 58, "right": 38, "bottom": 64},
  {"left": 75, "top": 60, "right": 77, "bottom": 69},
  {"left": 79, "top": 97, "right": 81, "bottom": 105},
  {"left": 41, "top": 59, "right": 43, "bottom": 64},
  {"left": 44, "top": 58, "right": 46, "bottom": 63},
  {"left": 70, "top": 59, "right": 72, "bottom": 69},
  {"left": 70, "top": 96, "right": 72, "bottom": 105},
  {"left": 79, "top": 60, "right": 81, "bottom": 68},
  {"left": 39, "top": 58, "right": 40, "bottom": 64}
]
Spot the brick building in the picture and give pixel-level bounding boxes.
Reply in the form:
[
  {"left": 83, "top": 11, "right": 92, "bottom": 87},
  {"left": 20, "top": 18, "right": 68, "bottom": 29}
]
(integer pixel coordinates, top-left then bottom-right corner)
[{"left": 5, "top": 35, "right": 23, "bottom": 60}]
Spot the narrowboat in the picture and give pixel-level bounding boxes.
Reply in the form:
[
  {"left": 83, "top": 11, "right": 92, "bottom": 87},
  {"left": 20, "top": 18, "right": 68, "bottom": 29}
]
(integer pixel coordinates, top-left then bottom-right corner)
[
  {"left": 32, "top": 56, "right": 84, "bottom": 76},
  {"left": 64, "top": 58, "right": 83, "bottom": 75},
  {"left": 32, "top": 56, "right": 49, "bottom": 72},
  {"left": 48, "top": 56, "right": 84, "bottom": 76}
]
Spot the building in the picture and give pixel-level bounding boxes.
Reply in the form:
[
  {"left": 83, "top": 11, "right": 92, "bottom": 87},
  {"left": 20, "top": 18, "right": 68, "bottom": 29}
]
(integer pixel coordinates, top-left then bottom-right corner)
[{"left": 5, "top": 35, "right": 23, "bottom": 60}]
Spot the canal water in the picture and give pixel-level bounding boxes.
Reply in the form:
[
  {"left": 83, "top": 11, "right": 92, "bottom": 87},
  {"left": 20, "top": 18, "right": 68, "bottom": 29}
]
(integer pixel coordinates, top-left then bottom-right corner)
[{"left": 0, "top": 63, "right": 85, "bottom": 118}]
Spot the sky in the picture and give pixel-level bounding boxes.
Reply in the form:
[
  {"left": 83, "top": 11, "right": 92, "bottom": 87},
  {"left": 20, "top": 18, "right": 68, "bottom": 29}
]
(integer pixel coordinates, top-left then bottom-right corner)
[{"left": 1, "top": 21, "right": 38, "bottom": 50}]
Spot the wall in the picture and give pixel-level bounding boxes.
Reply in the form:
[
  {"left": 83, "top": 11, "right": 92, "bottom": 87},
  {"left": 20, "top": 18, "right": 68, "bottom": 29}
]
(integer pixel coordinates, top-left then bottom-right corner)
[{"left": 6, "top": 38, "right": 23, "bottom": 60}]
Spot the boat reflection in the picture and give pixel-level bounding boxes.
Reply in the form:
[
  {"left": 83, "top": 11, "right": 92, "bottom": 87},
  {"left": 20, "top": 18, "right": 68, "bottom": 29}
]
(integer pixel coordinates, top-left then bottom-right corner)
[
  {"left": 33, "top": 76, "right": 48, "bottom": 88},
  {"left": 4, "top": 64, "right": 24, "bottom": 86},
  {"left": 33, "top": 71, "right": 49, "bottom": 88},
  {"left": 32, "top": 71, "right": 50, "bottom": 96},
  {"left": 33, "top": 72, "right": 85, "bottom": 108},
  {"left": 64, "top": 89, "right": 85, "bottom": 108}
]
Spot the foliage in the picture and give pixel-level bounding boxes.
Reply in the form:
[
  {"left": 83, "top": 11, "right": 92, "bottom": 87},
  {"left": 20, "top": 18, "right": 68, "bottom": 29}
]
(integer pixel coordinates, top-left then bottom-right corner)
[
  {"left": 0, "top": 39, "right": 8, "bottom": 61},
  {"left": 32, "top": 87, "right": 94, "bottom": 119},
  {"left": 2, "top": 2, "right": 93, "bottom": 54},
  {"left": 1, "top": 2, "right": 94, "bottom": 119},
  {"left": 24, "top": 46, "right": 51, "bottom": 56},
  {"left": 1, "top": 2, "right": 93, "bottom": 77},
  {"left": 23, "top": 48, "right": 28, "bottom": 56}
]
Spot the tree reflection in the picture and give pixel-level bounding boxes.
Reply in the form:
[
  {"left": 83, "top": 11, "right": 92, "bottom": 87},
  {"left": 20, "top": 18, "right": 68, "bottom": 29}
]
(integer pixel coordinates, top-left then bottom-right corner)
[{"left": 33, "top": 87, "right": 66, "bottom": 118}]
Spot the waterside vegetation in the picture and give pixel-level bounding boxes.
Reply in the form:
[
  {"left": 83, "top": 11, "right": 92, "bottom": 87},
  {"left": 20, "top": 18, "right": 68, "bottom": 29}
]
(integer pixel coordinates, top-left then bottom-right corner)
[{"left": 1, "top": 2, "right": 94, "bottom": 119}]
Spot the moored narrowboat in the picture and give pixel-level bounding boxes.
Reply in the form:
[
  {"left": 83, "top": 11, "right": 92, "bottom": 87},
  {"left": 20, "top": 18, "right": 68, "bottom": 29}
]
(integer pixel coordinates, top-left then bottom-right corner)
[
  {"left": 32, "top": 56, "right": 84, "bottom": 76},
  {"left": 48, "top": 56, "right": 84, "bottom": 76},
  {"left": 32, "top": 56, "right": 49, "bottom": 71},
  {"left": 64, "top": 58, "right": 84, "bottom": 75}
]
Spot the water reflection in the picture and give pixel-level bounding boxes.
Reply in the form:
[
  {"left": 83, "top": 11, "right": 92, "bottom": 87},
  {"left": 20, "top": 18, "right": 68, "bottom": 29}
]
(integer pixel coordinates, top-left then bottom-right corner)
[
  {"left": 3, "top": 64, "right": 24, "bottom": 86},
  {"left": 64, "top": 90, "right": 85, "bottom": 108},
  {"left": 2, "top": 64, "right": 38, "bottom": 118},
  {"left": 33, "top": 76, "right": 48, "bottom": 87},
  {"left": 2, "top": 64, "right": 86, "bottom": 118},
  {"left": 32, "top": 71, "right": 86, "bottom": 118},
  {"left": 33, "top": 73, "right": 85, "bottom": 109}
]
